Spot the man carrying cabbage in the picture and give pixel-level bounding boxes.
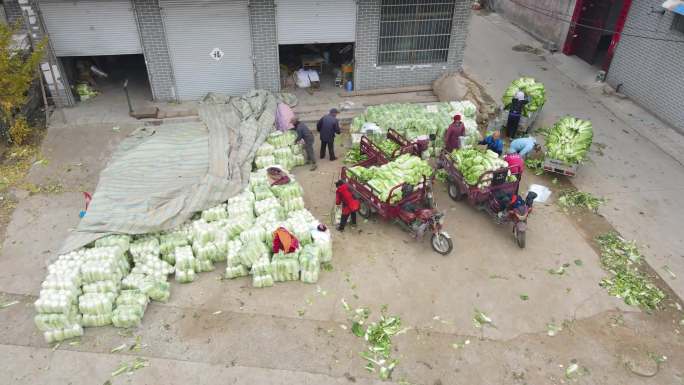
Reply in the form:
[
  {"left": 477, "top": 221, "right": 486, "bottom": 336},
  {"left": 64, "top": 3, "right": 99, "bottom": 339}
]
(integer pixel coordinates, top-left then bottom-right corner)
[
  {"left": 504, "top": 91, "right": 529, "bottom": 138},
  {"left": 291, "top": 117, "right": 317, "bottom": 171}
]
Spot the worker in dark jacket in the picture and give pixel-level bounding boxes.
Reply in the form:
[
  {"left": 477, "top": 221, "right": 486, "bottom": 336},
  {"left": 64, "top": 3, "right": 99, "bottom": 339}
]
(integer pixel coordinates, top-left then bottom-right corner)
[
  {"left": 444, "top": 114, "right": 466, "bottom": 152},
  {"left": 504, "top": 91, "right": 529, "bottom": 138},
  {"left": 291, "top": 117, "right": 317, "bottom": 171},
  {"left": 317, "top": 108, "right": 341, "bottom": 161}
]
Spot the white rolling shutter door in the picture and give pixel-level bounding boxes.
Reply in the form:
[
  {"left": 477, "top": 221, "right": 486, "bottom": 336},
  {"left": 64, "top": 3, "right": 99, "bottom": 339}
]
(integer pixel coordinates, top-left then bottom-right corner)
[
  {"left": 40, "top": 0, "right": 142, "bottom": 56},
  {"left": 161, "top": 0, "right": 254, "bottom": 101},
  {"left": 276, "top": 0, "right": 357, "bottom": 44}
]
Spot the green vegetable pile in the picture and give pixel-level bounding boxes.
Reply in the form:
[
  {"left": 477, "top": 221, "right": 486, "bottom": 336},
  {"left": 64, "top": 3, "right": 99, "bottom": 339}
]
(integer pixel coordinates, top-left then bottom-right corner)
[
  {"left": 76, "top": 83, "right": 98, "bottom": 101},
  {"left": 343, "top": 301, "right": 404, "bottom": 380},
  {"left": 348, "top": 154, "right": 433, "bottom": 203},
  {"left": 524, "top": 158, "right": 544, "bottom": 175},
  {"left": 557, "top": 189, "right": 605, "bottom": 213},
  {"left": 351, "top": 101, "right": 481, "bottom": 154},
  {"left": 343, "top": 145, "right": 368, "bottom": 164},
  {"left": 544, "top": 116, "right": 593, "bottom": 164},
  {"left": 502, "top": 77, "right": 546, "bottom": 117},
  {"left": 596, "top": 233, "right": 665, "bottom": 311},
  {"left": 450, "top": 148, "right": 511, "bottom": 187}
]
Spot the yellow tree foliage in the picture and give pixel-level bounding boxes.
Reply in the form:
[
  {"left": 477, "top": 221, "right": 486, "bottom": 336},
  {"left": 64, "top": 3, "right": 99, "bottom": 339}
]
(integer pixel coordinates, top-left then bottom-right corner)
[{"left": 0, "top": 23, "right": 45, "bottom": 144}]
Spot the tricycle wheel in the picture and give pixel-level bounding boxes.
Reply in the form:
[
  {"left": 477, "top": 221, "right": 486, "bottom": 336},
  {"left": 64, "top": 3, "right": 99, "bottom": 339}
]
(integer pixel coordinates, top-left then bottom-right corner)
[
  {"left": 447, "top": 182, "right": 464, "bottom": 201},
  {"left": 358, "top": 201, "right": 372, "bottom": 219},
  {"left": 431, "top": 232, "right": 453, "bottom": 255},
  {"left": 514, "top": 228, "right": 526, "bottom": 249}
]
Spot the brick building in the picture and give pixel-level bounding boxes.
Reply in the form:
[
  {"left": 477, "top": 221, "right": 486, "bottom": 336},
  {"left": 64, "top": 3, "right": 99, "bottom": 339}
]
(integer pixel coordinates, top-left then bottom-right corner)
[
  {"left": 606, "top": 0, "right": 684, "bottom": 132},
  {"left": 2, "top": 0, "right": 473, "bottom": 106}
]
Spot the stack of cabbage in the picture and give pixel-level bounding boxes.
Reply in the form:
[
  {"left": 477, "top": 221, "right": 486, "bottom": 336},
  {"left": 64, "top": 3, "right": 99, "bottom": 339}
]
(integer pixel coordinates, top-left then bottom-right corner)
[
  {"left": 350, "top": 101, "right": 480, "bottom": 152},
  {"left": 502, "top": 77, "right": 546, "bottom": 117},
  {"left": 123, "top": 236, "right": 172, "bottom": 303},
  {"left": 78, "top": 244, "right": 130, "bottom": 327},
  {"left": 450, "top": 148, "right": 511, "bottom": 187},
  {"left": 112, "top": 289, "right": 148, "bottom": 328},
  {"left": 174, "top": 245, "right": 197, "bottom": 283},
  {"left": 544, "top": 116, "right": 593, "bottom": 164},
  {"left": 34, "top": 250, "right": 85, "bottom": 343},
  {"left": 255, "top": 131, "right": 304, "bottom": 170},
  {"left": 347, "top": 154, "right": 433, "bottom": 203}
]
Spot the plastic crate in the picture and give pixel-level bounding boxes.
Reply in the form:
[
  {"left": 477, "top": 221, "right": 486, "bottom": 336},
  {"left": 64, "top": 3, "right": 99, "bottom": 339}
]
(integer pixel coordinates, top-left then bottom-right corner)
[{"left": 543, "top": 158, "right": 578, "bottom": 177}]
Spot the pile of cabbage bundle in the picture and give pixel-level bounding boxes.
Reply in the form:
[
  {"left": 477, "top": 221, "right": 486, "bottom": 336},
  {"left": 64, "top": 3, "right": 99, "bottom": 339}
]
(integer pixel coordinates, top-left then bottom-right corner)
[
  {"left": 271, "top": 251, "right": 300, "bottom": 282},
  {"left": 34, "top": 251, "right": 85, "bottom": 343},
  {"left": 35, "top": 136, "right": 334, "bottom": 342},
  {"left": 112, "top": 290, "right": 148, "bottom": 328},
  {"left": 450, "top": 148, "right": 510, "bottom": 187},
  {"left": 502, "top": 77, "right": 546, "bottom": 117},
  {"left": 255, "top": 131, "right": 302, "bottom": 170},
  {"left": 299, "top": 244, "right": 320, "bottom": 284},
  {"left": 251, "top": 256, "right": 274, "bottom": 288},
  {"left": 123, "top": 236, "right": 172, "bottom": 302},
  {"left": 351, "top": 101, "right": 480, "bottom": 151},
  {"left": 348, "top": 154, "right": 433, "bottom": 203},
  {"left": 544, "top": 116, "right": 593, "bottom": 164},
  {"left": 78, "top": 244, "right": 131, "bottom": 327},
  {"left": 174, "top": 246, "right": 197, "bottom": 283}
]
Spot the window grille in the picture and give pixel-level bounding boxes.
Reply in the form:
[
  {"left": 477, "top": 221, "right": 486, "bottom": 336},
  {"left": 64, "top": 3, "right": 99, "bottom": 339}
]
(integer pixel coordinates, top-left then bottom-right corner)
[
  {"left": 378, "top": 0, "right": 456, "bottom": 65},
  {"left": 672, "top": 13, "right": 684, "bottom": 34}
]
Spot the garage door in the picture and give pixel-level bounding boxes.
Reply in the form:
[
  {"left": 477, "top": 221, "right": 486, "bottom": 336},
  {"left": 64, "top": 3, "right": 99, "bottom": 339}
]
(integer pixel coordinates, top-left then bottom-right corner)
[
  {"left": 276, "top": 0, "right": 356, "bottom": 44},
  {"left": 161, "top": 0, "right": 254, "bottom": 101},
  {"left": 40, "top": 0, "right": 142, "bottom": 56}
]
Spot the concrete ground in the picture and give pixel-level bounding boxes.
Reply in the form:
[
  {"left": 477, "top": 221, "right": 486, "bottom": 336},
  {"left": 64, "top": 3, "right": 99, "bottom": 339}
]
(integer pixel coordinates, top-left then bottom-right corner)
[{"left": 1, "top": 11, "right": 684, "bottom": 385}]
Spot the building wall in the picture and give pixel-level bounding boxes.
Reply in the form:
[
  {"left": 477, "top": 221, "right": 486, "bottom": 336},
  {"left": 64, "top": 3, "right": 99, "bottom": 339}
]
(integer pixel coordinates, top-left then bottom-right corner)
[
  {"left": 606, "top": 1, "right": 684, "bottom": 132},
  {"left": 249, "top": 0, "right": 280, "bottom": 91},
  {"left": 354, "top": 0, "right": 472, "bottom": 90},
  {"left": 490, "top": 0, "right": 576, "bottom": 49},
  {"left": 133, "top": 0, "right": 175, "bottom": 101},
  {"left": 2, "top": 0, "right": 23, "bottom": 27}
]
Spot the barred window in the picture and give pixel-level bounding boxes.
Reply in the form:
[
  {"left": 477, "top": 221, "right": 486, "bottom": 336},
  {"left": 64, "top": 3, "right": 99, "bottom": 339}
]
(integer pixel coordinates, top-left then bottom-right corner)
[
  {"left": 378, "top": 0, "right": 455, "bottom": 65},
  {"left": 672, "top": 14, "right": 684, "bottom": 34}
]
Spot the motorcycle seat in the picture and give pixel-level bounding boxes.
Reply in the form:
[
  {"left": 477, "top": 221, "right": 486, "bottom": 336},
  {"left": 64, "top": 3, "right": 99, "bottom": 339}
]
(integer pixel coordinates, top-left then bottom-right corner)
[{"left": 398, "top": 210, "right": 417, "bottom": 223}]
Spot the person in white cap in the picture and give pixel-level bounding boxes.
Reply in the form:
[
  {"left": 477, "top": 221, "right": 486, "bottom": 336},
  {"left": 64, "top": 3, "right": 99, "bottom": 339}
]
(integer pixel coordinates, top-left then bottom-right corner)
[{"left": 504, "top": 91, "right": 529, "bottom": 138}]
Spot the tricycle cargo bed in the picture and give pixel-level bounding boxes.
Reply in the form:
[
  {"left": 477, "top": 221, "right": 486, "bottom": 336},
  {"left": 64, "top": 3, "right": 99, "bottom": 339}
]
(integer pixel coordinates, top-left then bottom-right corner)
[{"left": 543, "top": 158, "right": 578, "bottom": 177}]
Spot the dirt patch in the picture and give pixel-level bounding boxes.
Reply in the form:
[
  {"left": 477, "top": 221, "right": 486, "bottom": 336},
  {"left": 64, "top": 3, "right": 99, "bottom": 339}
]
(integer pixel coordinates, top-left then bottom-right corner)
[{"left": 512, "top": 44, "right": 544, "bottom": 56}]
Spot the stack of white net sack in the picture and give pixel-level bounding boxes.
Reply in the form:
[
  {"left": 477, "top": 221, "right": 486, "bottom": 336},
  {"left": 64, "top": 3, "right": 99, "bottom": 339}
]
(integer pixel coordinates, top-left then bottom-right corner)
[
  {"left": 34, "top": 250, "right": 85, "bottom": 343},
  {"left": 254, "top": 131, "right": 306, "bottom": 171},
  {"left": 78, "top": 237, "right": 131, "bottom": 328}
]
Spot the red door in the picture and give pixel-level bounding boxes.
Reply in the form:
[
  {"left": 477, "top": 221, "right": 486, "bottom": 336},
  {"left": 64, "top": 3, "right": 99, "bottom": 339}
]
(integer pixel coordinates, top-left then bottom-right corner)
[
  {"left": 574, "top": 0, "right": 614, "bottom": 64},
  {"left": 563, "top": 0, "right": 617, "bottom": 62}
]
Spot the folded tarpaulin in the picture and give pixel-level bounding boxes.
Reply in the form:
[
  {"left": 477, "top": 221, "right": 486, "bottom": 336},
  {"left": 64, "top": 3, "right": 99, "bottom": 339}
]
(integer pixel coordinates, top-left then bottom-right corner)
[{"left": 59, "top": 90, "right": 278, "bottom": 254}]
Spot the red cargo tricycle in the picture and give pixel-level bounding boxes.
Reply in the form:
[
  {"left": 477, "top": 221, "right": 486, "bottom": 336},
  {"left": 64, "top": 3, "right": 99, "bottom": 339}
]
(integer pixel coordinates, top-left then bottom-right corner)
[
  {"left": 341, "top": 141, "right": 453, "bottom": 255},
  {"left": 360, "top": 128, "right": 431, "bottom": 162},
  {"left": 437, "top": 149, "right": 536, "bottom": 248}
]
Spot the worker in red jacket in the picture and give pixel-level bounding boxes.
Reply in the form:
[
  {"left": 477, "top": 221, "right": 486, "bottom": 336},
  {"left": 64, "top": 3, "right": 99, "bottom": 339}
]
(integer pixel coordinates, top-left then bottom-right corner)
[{"left": 335, "top": 179, "right": 360, "bottom": 232}]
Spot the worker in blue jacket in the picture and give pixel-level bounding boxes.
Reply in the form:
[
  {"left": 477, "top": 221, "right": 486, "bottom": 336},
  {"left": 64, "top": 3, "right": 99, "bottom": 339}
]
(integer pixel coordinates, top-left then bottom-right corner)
[{"left": 479, "top": 131, "right": 504, "bottom": 156}]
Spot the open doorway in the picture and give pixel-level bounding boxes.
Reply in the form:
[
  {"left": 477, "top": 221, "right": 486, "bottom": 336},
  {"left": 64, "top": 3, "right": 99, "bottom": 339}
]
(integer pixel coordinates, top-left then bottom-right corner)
[
  {"left": 278, "top": 43, "right": 354, "bottom": 94},
  {"left": 59, "top": 54, "right": 152, "bottom": 104},
  {"left": 563, "top": 0, "right": 632, "bottom": 71}
]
